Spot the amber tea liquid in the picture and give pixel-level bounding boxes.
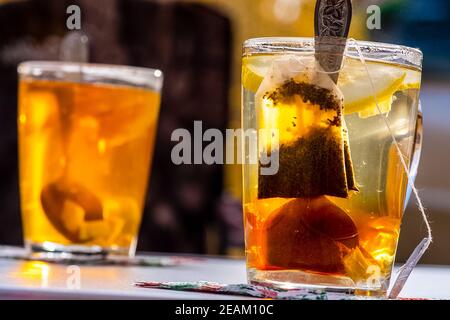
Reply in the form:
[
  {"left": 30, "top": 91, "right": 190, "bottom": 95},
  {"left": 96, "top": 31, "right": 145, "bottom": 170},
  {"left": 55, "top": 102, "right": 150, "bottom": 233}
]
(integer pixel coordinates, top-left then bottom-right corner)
[{"left": 19, "top": 78, "right": 160, "bottom": 255}]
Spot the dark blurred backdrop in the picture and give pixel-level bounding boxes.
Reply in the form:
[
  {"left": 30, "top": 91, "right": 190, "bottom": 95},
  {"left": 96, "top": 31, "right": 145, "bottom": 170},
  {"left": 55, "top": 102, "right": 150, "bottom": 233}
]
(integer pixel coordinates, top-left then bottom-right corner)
[{"left": 0, "top": 0, "right": 236, "bottom": 254}]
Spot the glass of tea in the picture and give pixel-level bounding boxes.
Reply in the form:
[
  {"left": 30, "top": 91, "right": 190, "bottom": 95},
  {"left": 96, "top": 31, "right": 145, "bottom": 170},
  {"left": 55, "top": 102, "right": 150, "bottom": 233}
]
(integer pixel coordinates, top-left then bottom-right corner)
[
  {"left": 241, "top": 38, "right": 423, "bottom": 296},
  {"left": 18, "top": 61, "right": 163, "bottom": 258}
]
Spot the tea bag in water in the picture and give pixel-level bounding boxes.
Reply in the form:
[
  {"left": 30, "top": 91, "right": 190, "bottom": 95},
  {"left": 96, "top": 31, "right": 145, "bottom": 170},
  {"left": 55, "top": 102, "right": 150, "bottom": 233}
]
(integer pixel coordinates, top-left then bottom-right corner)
[
  {"left": 256, "top": 55, "right": 358, "bottom": 199},
  {"left": 262, "top": 196, "right": 359, "bottom": 272}
]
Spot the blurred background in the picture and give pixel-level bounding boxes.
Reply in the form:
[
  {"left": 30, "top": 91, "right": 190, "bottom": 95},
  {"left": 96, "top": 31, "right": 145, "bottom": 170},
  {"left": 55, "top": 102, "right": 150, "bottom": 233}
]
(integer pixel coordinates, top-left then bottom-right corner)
[{"left": 0, "top": 0, "right": 449, "bottom": 264}]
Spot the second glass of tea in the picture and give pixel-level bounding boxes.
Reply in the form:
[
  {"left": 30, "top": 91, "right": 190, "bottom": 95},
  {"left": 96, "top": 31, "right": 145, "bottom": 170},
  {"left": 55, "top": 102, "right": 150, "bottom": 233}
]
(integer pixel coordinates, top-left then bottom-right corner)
[
  {"left": 242, "top": 38, "right": 423, "bottom": 296},
  {"left": 18, "top": 62, "right": 163, "bottom": 258}
]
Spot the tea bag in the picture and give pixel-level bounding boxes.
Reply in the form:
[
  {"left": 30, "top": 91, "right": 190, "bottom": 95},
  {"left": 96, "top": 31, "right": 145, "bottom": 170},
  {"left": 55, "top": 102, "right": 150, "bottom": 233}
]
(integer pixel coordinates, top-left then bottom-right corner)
[
  {"left": 263, "top": 197, "right": 359, "bottom": 272},
  {"left": 41, "top": 178, "right": 104, "bottom": 242},
  {"left": 38, "top": 33, "right": 109, "bottom": 243},
  {"left": 256, "top": 55, "right": 357, "bottom": 199}
]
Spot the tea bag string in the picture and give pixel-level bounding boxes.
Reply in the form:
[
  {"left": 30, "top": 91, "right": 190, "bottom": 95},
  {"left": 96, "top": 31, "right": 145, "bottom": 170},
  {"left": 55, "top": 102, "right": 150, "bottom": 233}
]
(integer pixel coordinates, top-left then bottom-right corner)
[
  {"left": 347, "top": 38, "right": 432, "bottom": 299},
  {"left": 57, "top": 31, "right": 89, "bottom": 167},
  {"left": 60, "top": 31, "right": 89, "bottom": 83}
]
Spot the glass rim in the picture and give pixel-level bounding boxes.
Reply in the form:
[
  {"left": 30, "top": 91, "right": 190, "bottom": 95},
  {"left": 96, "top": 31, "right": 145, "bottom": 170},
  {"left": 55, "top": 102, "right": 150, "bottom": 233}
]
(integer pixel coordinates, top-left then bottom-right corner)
[
  {"left": 18, "top": 61, "right": 164, "bottom": 91},
  {"left": 243, "top": 37, "right": 423, "bottom": 70}
]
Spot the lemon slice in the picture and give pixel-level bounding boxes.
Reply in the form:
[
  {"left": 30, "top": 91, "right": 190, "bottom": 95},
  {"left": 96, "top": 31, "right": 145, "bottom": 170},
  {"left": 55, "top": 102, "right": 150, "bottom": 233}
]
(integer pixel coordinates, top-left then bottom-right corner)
[
  {"left": 400, "top": 70, "right": 421, "bottom": 90},
  {"left": 242, "top": 56, "right": 272, "bottom": 93},
  {"left": 339, "top": 61, "right": 406, "bottom": 118},
  {"left": 243, "top": 56, "right": 420, "bottom": 119}
]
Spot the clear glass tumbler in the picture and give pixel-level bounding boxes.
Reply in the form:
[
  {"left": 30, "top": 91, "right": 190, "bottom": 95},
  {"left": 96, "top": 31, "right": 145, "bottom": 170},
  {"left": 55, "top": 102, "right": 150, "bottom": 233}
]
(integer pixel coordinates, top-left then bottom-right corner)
[
  {"left": 18, "top": 61, "right": 163, "bottom": 258},
  {"left": 241, "top": 38, "right": 423, "bottom": 296}
]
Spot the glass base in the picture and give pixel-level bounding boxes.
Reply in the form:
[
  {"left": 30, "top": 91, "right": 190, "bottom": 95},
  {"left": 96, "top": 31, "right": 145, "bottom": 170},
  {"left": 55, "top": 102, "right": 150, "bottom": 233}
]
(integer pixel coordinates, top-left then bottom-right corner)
[
  {"left": 247, "top": 268, "right": 387, "bottom": 298},
  {"left": 25, "top": 240, "right": 135, "bottom": 262}
]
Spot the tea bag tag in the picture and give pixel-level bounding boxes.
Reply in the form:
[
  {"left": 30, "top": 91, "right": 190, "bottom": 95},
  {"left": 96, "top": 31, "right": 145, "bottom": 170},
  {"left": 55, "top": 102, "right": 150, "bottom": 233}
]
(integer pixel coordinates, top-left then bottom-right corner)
[{"left": 388, "top": 238, "right": 431, "bottom": 299}]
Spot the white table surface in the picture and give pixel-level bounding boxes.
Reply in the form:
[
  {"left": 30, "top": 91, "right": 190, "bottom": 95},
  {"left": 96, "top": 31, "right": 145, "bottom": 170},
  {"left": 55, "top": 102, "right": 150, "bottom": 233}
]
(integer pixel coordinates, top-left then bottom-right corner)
[{"left": 0, "top": 255, "right": 448, "bottom": 299}]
